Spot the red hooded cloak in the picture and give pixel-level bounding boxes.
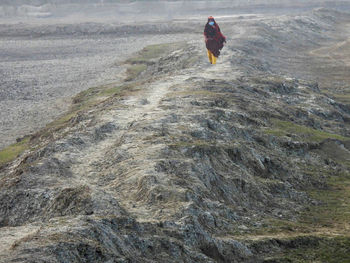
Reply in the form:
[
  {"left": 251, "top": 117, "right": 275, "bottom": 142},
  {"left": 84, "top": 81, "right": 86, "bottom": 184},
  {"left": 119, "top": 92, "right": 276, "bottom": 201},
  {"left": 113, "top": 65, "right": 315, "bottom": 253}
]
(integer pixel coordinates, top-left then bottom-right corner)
[{"left": 204, "top": 17, "right": 226, "bottom": 57}]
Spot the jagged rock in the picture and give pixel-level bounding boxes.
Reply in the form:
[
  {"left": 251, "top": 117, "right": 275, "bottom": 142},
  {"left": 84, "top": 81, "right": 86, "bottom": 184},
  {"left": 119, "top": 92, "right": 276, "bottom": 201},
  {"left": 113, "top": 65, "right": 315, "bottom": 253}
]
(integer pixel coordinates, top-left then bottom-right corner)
[{"left": 1, "top": 7, "right": 350, "bottom": 263}]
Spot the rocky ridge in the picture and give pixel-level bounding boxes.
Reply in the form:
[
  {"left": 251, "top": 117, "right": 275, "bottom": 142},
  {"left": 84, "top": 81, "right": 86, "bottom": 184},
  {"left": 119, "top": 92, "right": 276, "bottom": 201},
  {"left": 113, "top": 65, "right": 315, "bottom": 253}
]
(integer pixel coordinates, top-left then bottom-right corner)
[{"left": 0, "top": 8, "right": 350, "bottom": 262}]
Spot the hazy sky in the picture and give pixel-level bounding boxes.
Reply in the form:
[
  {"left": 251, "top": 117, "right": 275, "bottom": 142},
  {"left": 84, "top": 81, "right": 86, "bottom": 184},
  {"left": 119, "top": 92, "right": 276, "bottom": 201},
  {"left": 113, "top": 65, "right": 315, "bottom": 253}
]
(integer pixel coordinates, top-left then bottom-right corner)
[{"left": 1, "top": 0, "right": 350, "bottom": 22}]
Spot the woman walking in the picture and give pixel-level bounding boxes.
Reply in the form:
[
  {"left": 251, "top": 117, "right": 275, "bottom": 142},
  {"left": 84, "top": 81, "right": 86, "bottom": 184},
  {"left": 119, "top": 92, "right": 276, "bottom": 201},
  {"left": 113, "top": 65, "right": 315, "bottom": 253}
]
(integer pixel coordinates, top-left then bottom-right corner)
[{"left": 204, "top": 16, "right": 226, "bottom": 64}]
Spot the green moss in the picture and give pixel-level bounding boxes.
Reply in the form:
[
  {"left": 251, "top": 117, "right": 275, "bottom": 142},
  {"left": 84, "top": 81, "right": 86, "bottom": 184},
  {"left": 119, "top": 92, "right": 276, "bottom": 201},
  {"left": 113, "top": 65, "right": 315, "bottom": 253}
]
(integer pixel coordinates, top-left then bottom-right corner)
[
  {"left": 250, "top": 219, "right": 301, "bottom": 236},
  {"left": 46, "top": 85, "right": 129, "bottom": 132},
  {"left": 300, "top": 172, "right": 350, "bottom": 230},
  {"left": 266, "top": 236, "right": 350, "bottom": 263},
  {"left": 0, "top": 43, "right": 183, "bottom": 165},
  {"left": 71, "top": 84, "right": 125, "bottom": 110},
  {"left": 125, "top": 42, "right": 184, "bottom": 81},
  {"left": 265, "top": 119, "right": 349, "bottom": 142},
  {"left": 14, "top": 83, "right": 134, "bottom": 167},
  {"left": 46, "top": 112, "right": 77, "bottom": 129},
  {"left": 0, "top": 137, "right": 30, "bottom": 167},
  {"left": 251, "top": 167, "right": 350, "bottom": 237},
  {"left": 331, "top": 93, "right": 350, "bottom": 104},
  {"left": 237, "top": 165, "right": 350, "bottom": 262},
  {"left": 40, "top": 85, "right": 124, "bottom": 135},
  {"left": 239, "top": 168, "right": 350, "bottom": 262},
  {"left": 126, "top": 43, "right": 183, "bottom": 64},
  {"left": 100, "top": 86, "right": 125, "bottom": 97},
  {"left": 125, "top": 64, "right": 147, "bottom": 81}
]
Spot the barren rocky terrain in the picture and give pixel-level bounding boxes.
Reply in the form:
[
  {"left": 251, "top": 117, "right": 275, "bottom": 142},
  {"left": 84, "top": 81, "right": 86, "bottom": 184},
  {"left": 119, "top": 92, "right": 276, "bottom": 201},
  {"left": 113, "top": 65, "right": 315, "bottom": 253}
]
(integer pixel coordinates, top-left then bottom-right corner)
[
  {"left": 1, "top": 5, "right": 350, "bottom": 263},
  {"left": 2, "top": 1, "right": 350, "bottom": 150},
  {"left": 0, "top": 23, "right": 194, "bottom": 149}
]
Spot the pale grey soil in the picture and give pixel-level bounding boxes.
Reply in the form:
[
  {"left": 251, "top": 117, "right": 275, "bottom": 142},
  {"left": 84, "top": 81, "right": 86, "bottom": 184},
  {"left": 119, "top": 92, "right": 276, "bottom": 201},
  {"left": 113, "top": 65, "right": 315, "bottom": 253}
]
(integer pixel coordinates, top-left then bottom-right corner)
[
  {"left": 2, "top": 0, "right": 350, "bottom": 150},
  {"left": 0, "top": 30, "right": 195, "bottom": 149}
]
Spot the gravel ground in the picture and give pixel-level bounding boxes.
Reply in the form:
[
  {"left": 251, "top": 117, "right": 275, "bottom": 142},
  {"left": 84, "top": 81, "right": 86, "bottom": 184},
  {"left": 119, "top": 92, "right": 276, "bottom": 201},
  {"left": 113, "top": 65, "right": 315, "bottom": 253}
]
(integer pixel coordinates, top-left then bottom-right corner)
[
  {"left": 2, "top": 0, "right": 350, "bottom": 150},
  {"left": 0, "top": 29, "right": 195, "bottom": 149}
]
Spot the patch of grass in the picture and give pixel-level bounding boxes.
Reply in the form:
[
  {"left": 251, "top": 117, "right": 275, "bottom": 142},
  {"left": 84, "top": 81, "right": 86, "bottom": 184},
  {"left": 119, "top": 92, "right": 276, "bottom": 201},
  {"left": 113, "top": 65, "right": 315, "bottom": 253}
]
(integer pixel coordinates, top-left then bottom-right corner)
[
  {"left": 125, "top": 64, "right": 147, "bottom": 81},
  {"left": 43, "top": 84, "right": 131, "bottom": 134},
  {"left": 46, "top": 112, "right": 77, "bottom": 130},
  {"left": 0, "top": 44, "right": 178, "bottom": 166},
  {"left": 125, "top": 42, "right": 184, "bottom": 81},
  {"left": 331, "top": 93, "right": 350, "bottom": 104},
  {"left": 252, "top": 183, "right": 350, "bottom": 261},
  {"left": 71, "top": 84, "right": 125, "bottom": 110},
  {"left": 300, "top": 172, "right": 350, "bottom": 230},
  {"left": 0, "top": 137, "right": 30, "bottom": 167},
  {"left": 0, "top": 83, "right": 135, "bottom": 168},
  {"left": 245, "top": 161, "right": 350, "bottom": 262},
  {"left": 246, "top": 216, "right": 310, "bottom": 237},
  {"left": 251, "top": 166, "right": 350, "bottom": 236},
  {"left": 126, "top": 43, "right": 183, "bottom": 64},
  {"left": 239, "top": 168, "right": 350, "bottom": 263},
  {"left": 100, "top": 86, "right": 126, "bottom": 97},
  {"left": 265, "top": 119, "right": 349, "bottom": 142},
  {"left": 265, "top": 236, "right": 350, "bottom": 263},
  {"left": 40, "top": 84, "right": 127, "bottom": 136},
  {"left": 238, "top": 164, "right": 350, "bottom": 262}
]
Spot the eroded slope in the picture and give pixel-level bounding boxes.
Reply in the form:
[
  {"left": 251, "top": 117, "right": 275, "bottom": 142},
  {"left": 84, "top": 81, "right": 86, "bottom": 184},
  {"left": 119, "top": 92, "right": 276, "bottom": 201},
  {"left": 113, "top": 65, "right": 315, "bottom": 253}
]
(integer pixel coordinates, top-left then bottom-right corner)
[{"left": 0, "top": 8, "right": 350, "bottom": 263}]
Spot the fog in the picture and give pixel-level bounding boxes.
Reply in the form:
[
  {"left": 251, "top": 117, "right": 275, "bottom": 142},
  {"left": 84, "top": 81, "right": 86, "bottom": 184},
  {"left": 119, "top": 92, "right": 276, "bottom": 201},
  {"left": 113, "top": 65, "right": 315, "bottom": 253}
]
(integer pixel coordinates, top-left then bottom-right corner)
[{"left": 1, "top": 0, "right": 350, "bottom": 23}]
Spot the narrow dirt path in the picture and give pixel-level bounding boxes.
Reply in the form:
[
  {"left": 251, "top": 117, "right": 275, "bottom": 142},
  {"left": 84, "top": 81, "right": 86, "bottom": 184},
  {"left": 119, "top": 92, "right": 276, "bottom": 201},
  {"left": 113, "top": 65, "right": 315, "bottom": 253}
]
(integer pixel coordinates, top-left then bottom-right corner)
[
  {"left": 60, "top": 74, "right": 191, "bottom": 219},
  {"left": 55, "top": 36, "right": 242, "bottom": 222}
]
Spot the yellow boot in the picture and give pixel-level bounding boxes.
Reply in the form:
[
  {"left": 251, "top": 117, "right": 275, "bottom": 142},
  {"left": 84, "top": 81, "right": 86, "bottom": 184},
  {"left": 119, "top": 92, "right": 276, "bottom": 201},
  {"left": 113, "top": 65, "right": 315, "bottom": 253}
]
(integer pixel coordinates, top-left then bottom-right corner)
[
  {"left": 212, "top": 54, "right": 217, "bottom": 65},
  {"left": 207, "top": 49, "right": 213, "bottom": 64}
]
